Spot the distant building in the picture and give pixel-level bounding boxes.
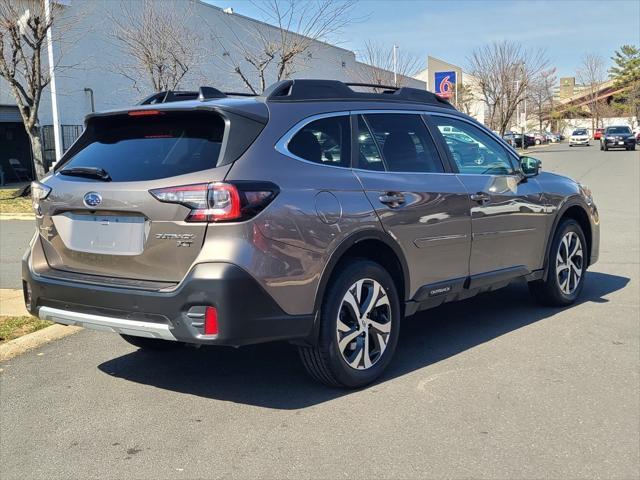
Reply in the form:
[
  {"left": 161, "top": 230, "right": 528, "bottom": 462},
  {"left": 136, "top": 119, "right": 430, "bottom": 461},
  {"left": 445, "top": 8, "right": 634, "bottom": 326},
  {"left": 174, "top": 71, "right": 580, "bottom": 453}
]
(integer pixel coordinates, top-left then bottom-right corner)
[
  {"left": 415, "top": 56, "right": 487, "bottom": 124},
  {"left": 0, "top": 0, "right": 424, "bottom": 181},
  {"left": 554, "top": 77, "right": 589, "bottom": 102}
]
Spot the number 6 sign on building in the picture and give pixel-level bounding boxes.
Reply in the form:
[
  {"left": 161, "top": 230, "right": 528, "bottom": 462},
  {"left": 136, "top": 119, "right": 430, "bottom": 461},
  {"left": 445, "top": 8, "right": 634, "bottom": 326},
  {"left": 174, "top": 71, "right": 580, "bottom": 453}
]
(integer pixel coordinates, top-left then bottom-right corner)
[{"left": 434, "top": 71, "right": 456, "bottom": 99}]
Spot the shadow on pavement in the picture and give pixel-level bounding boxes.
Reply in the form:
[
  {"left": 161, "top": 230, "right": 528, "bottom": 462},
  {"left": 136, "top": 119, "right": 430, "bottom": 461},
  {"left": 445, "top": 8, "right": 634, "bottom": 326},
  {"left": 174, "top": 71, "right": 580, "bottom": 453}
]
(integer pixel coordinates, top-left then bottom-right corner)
[{"left": 98, "top": 271, "right": 629, "bottom": 410}]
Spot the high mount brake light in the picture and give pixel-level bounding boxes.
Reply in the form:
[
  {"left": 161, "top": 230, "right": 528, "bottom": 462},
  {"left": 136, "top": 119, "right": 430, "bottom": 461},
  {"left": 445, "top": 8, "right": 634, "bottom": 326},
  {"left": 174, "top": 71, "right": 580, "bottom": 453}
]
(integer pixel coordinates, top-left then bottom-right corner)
[
  {"left": 149, "top": 182, "right": 277, "bottom": 223},
  {"left": 128, "top": 110, "right": 164, "bottom": 117}
]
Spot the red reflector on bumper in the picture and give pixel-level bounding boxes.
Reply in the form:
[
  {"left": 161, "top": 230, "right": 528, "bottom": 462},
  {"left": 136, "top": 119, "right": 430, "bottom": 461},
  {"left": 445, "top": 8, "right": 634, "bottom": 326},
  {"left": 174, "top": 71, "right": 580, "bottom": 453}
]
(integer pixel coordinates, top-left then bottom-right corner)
[{"left": 205, "top": 307, "right": 218, "bottom": 335}]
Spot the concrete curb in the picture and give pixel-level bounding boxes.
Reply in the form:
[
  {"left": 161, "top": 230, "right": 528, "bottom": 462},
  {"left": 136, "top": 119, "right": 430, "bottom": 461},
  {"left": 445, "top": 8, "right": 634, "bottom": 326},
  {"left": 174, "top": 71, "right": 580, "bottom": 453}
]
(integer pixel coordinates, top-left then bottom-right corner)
[
  {"left": 0, "top": 213, "right": 35, "bottom": 220},
  {"left": 0, "top": 324, "right": 82, "bottom": 362}
]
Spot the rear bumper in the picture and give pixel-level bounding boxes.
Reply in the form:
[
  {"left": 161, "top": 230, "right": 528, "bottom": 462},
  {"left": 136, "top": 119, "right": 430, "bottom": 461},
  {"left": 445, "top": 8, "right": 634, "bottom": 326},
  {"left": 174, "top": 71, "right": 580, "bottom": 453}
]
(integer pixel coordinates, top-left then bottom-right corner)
[
  {"left": 23, "top": 258, "right": 315, "bottom": 347},
  {"left": 39, "top": 306, "right": 178, "bottom": 340},
  {"left": 570, "top": 139, "right": 589, "bottom": 145}
]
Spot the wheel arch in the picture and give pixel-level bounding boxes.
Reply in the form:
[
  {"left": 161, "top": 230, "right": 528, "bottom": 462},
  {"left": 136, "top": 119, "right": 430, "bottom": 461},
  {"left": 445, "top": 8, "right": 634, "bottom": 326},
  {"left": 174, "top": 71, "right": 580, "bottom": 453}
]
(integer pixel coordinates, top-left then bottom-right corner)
[
  {"left": 543, "top": 200, "right": 593, "bottom": 280},
  {"left": 314, "top": 230, "right": 410, "bottom": 312},
  {"left": 295, "top": 230, "right": 410, "bottom": 347}
]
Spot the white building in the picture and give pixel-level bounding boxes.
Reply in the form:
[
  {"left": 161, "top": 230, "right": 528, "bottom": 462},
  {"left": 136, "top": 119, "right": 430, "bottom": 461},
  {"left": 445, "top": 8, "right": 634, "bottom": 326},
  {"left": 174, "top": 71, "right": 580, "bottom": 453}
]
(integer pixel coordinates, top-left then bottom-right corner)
[
  {"left": 0, "top": 0, "right": 424, "bottom": 180},
  {"left": 415, "top": 56, "right": 487, "bottom": 124}
]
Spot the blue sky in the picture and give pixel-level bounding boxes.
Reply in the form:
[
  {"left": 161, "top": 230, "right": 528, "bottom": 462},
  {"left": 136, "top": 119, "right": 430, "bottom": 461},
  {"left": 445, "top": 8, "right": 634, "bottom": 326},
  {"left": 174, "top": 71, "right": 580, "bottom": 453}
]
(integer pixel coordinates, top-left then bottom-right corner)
[{"left": 207, "top": 0, "right": 640, "bottom": 78}]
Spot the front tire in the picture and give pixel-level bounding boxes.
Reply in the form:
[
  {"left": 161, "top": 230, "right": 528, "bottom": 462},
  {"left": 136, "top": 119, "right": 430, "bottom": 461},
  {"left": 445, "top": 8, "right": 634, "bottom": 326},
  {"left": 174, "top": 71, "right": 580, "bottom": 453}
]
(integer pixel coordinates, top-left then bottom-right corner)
[
  {"left": 529, "top": 219, "right": 587, "bottom": 306},
  {"left": 298, "top": 260, "right": 401, "bottom": 388}
]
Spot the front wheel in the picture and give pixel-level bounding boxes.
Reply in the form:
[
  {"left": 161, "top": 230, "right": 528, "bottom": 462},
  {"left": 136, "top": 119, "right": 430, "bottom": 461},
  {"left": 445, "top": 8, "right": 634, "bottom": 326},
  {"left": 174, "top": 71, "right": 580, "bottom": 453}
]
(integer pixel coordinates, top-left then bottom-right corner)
[
  {"left": 529, "top": 219, "right": 587, "bottom": 306},
  {"left": 298, "top": 260, "right": 401, "bottom": 388}
]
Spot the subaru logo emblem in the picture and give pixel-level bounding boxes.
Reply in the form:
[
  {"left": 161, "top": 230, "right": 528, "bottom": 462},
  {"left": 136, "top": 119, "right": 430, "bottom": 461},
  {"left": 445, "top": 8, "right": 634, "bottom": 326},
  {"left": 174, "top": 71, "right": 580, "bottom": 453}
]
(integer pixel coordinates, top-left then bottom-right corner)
[{"left": 83, "top": 192, "right": 102, "bottom": 208}]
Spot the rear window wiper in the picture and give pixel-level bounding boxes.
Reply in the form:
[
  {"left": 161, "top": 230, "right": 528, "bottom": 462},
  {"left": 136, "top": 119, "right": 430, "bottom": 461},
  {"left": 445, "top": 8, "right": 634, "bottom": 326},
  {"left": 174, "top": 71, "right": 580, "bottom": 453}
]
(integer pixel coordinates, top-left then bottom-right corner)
[{"left": 59, "top": 166, "right": 112, "bottom": 182}]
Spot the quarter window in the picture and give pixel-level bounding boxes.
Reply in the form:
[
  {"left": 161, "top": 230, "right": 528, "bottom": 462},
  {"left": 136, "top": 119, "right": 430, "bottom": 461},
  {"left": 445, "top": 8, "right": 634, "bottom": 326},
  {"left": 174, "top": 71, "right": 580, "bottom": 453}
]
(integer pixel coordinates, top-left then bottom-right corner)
[
  {"left": 430, "top": 116, "right": 516, "bottom": 175},
  {"left": 362, "top": 114, "right": 444, "bottom": 173},
  {"left": 287, "top": 115, "right": 351, "bottom": 167}
]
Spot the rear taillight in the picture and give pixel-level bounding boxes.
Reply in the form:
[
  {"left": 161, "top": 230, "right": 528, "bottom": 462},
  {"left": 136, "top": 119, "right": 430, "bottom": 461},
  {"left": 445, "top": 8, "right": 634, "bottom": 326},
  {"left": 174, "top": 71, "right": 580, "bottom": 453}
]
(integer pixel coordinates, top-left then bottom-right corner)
[
  {"left": 204, "top": 306, "right": 218, "bottom": 335},
  {"left": 149, "top": 182, "right": 278, "bottom": 223},
  {"left": 31, "top": 181, "right": 51, "bottom": 215}
]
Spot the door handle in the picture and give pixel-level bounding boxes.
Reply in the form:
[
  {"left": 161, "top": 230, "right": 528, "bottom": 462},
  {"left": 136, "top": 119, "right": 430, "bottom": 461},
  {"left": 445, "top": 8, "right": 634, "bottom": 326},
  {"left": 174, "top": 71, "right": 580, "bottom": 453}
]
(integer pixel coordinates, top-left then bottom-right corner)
[
  {"left": 470, "top": 192, "right": 490, "bottom": 203},
  {"left": 379, "top": 192, "right": 406, "bottom": 207}
]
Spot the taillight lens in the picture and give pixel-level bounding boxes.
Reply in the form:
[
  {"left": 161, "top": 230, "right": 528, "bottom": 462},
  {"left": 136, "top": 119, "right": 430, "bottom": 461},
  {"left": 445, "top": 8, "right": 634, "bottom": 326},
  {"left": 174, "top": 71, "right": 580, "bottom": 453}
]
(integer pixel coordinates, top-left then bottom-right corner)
[
  {"left": 149, "top": 182, "right": 277, "bottom": 223},
  {"left": 204, "top": 306, "right": 218, "bottom": 335},
  {"left": 31, "top": 181, "right": 51, "bottom": 215}
]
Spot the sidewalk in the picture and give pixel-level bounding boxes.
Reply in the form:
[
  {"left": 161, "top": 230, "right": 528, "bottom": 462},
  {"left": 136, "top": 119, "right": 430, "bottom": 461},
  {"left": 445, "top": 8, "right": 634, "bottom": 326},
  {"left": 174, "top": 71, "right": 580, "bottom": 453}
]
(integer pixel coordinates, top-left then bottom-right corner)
[{"left": 0, "top": 289, "right": 29, "bottom": 316}]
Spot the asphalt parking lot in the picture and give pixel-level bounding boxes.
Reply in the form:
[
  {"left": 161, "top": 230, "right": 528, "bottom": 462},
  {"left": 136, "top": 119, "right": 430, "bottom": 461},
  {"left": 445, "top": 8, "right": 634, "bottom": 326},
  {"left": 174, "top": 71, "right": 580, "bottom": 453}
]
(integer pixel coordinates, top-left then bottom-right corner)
[{"left": 1, "top": 142, "right": 638, "bottom": 479}]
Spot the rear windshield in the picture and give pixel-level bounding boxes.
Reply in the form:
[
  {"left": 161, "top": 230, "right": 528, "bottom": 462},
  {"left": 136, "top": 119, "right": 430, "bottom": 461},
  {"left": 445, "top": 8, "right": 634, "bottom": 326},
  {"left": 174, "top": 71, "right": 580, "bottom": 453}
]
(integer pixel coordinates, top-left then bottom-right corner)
[
  {"left": 61, "top": 111, "right": 225, "bottom": 181},
  {"left": 606, "top": 126, "right": 631, "bottom": 134}
]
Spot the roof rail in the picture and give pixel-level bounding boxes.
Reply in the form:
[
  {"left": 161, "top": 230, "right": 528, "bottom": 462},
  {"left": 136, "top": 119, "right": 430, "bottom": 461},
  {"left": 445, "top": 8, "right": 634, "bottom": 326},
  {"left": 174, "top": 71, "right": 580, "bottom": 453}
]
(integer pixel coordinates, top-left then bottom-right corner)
[
  {"left": 138, "top": 88, "right": 258, "bottom": 105},
  {"left": 263, "top": 79, "right": 455, "bottom": 109}
]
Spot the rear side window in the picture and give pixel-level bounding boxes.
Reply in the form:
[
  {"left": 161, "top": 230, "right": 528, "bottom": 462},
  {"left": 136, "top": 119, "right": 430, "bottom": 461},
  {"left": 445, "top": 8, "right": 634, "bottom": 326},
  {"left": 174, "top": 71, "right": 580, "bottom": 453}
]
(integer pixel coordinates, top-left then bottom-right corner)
[
  {"left": 363, "top": 114, "right": 443, "bottom": 173},
  {"left": 61, "top": 112, "right": 225, "bottom": 182},
  {"left": 287, "top": 116, "right": 351, "bottom": 167}
]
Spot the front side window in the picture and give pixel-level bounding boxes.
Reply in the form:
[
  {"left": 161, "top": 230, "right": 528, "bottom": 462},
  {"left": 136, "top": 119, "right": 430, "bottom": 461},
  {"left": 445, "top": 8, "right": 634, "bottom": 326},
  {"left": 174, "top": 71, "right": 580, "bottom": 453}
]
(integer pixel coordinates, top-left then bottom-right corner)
[
  {"left": 287, "top": 115, "right": 351, "bottom": 167},
  {"left": 362, "top": 114, "right": 444, "bottom": 173},
  {"left": 430, "top": 116, "right": 516, "bottom": 175}
]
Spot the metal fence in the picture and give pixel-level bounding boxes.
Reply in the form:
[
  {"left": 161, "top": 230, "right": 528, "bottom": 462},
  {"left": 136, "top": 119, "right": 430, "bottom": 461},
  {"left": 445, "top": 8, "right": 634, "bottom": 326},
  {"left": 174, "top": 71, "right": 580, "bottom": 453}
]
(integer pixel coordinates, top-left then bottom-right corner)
[{"left": 41, "top": 124, "right": 83, "bottom": 170}]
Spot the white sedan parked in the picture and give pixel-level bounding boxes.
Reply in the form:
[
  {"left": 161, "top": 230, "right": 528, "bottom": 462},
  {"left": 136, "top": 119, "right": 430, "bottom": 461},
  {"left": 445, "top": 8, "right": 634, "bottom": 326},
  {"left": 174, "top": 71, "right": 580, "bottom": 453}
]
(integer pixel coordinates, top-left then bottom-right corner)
[{"left": 569, "top": 128, "right": 590, "bottom": 146}]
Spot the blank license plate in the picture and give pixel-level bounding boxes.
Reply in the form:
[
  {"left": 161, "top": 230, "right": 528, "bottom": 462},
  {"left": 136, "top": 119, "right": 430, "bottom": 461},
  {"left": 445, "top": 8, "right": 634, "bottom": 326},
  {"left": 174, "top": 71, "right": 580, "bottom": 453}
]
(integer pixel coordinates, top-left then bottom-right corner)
[
  {"left": 618, "top": 141, "right": 624, "bottom": 145},
  {"left": 53, "top": 213, "right": 147, "bottom": 255}
]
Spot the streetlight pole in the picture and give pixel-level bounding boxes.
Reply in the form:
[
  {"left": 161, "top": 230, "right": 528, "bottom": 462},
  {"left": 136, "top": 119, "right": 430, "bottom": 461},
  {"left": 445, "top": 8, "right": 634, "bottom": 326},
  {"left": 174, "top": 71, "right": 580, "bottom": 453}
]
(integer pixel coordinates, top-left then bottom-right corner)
[
  {"left": 393, "top": 45, "right": 398, "bottom": 86},
  {"left": 521, "top": 62, "right": 527, "bottom": 150},
  {"left": 44, "top": 0, "right": 62, "bottom": 165}
]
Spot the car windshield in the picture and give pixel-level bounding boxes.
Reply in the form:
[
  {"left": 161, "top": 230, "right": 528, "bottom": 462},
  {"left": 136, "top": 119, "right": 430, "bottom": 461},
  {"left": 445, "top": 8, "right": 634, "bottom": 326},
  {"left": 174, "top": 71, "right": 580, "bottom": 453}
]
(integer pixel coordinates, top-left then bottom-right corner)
[
  {"left": 572, "top": 129, "right": 587, "bottom": 135},
  {"left": 606, "top": 126, "right": 631, "bottom": 134}
]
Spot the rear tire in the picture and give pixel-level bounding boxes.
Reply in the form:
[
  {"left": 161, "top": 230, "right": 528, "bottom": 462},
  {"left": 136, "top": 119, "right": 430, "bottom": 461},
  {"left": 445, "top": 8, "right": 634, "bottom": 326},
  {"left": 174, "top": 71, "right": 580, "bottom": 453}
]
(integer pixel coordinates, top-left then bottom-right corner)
[
  {"left": 298, "top": 259, "right": 401, "bottom": 388},
  {"left": 120, "top": 334, "right": 183, "bottom": 350},
  {"left": 529, "top": 219, "right": 587, "bottom": 307}
]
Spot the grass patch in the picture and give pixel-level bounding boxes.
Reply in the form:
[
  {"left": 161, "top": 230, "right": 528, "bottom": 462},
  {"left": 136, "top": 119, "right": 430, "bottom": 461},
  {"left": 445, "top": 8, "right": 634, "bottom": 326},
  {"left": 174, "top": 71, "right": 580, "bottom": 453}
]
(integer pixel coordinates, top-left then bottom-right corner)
[
  {"left": 0, "top": 315, "right": 52, "bottom": 343},
  {"left": 0, "top": 187, "right": 32, "bottom": 214}
]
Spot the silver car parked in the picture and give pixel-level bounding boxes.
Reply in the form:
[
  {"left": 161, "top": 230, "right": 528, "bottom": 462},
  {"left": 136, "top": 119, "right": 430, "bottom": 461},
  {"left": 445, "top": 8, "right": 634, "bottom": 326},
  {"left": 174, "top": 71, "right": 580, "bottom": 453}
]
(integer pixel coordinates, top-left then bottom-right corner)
[{"left": 24, "top": 80, "right": 600, "bottom": 387}]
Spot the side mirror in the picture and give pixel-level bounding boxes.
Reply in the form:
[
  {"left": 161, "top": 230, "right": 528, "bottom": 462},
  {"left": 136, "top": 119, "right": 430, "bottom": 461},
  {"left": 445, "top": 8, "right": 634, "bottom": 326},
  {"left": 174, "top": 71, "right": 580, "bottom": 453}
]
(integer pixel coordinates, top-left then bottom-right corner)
[{"left": 520, "top": 156, "right": 541, "bottom": 177}]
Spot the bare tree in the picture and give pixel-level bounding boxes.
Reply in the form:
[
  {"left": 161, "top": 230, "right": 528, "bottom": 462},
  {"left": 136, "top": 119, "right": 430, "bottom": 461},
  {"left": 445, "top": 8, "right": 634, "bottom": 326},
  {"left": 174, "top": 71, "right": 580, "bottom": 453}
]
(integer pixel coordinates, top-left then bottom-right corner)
[
  {"left": 108, "top": 1, "right": 202, "bottom": 93},
  {"left": 453, "top": 82, "right": 475, "bottom": 115},
  {"left": 467, "top": 41, "right": 549, "bottom": 135},
  {"left": 213, "top": 0, "right": 358, "bottom": 94},
  {"left": 353, "top": 40, "right": 420, "bottom": 88},
  {"left": 577, "top": 53, "right": 607, "bottom": 131},
  {"left": 528, "top": 67, "right": 557, "bottom": 132},
  {"left": 0, "top": 0, "right": 59, "bottom": 179}
]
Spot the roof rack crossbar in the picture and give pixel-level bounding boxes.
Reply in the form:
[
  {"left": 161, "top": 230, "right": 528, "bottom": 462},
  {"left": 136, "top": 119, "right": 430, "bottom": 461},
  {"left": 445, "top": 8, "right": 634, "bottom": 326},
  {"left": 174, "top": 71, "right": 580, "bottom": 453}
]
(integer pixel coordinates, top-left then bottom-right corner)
[{"left": 263, "top": 79, "right": 455, "bottom": 109}]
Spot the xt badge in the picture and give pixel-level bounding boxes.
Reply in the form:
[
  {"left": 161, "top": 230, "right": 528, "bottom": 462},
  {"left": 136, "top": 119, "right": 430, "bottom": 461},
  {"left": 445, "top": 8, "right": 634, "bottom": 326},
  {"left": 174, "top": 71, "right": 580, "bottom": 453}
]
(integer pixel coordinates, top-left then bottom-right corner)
[{"left": 155, "top": 233, "right": 195, "bottom": 247}]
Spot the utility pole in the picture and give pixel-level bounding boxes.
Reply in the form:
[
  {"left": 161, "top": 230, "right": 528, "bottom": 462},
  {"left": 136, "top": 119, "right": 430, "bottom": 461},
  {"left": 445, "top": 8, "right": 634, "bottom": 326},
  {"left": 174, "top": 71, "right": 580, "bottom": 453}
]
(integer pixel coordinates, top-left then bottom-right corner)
[
  {"left": 521, "top": 62, "right": 527, "bottom": 150},
  {"left": 393, "top": 45, "right": 398, "bottom": 86},
  {"left": 44, "top": 0, "right": 62, "bottom": 164}
]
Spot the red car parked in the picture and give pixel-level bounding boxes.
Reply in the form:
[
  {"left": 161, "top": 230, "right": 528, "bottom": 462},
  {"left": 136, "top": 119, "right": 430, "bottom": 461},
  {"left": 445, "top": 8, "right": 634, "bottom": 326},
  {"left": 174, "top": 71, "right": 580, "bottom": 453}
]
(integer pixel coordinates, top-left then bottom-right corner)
[{"left": 594, "top": 128, "right": 605, "bottom": 140}]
